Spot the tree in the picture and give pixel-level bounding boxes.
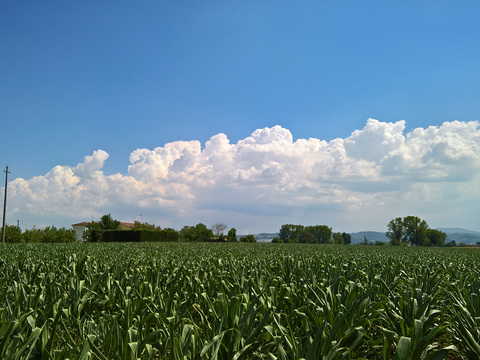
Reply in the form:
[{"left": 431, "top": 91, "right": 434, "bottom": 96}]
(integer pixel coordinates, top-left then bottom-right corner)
[
  {"left": 305, "top": 225, "right": 332, "bottom": 244},
  {"left": 1, "top": 224, "right": 22, "bottom": 243},
  {"left": 386, "top": 217, "right": 405, "bottom": 246},
  {"left": 300, "top": 231, "right": 314, "bottom": 244},
  {"left": 23, "top": 226, "right": 77, "bottom": 243},
  {"left": 179, "top": 223, "right": 214, "bottom": 242},
  {"left": 279, "top": 224, "right": 304, "bottom": 243},
  {"left": 179, "top": 226, "right": 197, "bottom": 242},
  {"left": 446, "top": 240, "right": 457, "bottom": 247},
  {"left": 403, "top": 216, "right": 429, "bottom": 246},
  {"left": 227, "top": 227, "right": 237, "bottom": 242},
  {"left": 211, "top": 223, "right": 227, "bottom": 238},
  {"left": 133, "top": 221, "right": 158, "bottom": 230},
  {"left": 387, "top": 216, "right": 433, "bottom": 247},
  {"left": 100, "top": 214, "right": 120, "bottom": 230},
  {"left": 271, "top": 237, "right": 283, "bottom": 243},
  {"left": 240, "top": 235, "right": 256, "bottom": 243},
  {"left": 427, "top": 229, "right": 447, "bottom": 247},
  {"left": 196, "top": 223, "right": 214, "bottom": 242},
  {"left": 43, "top": 226, "right": 76, "bottom": 243},
  {"left": 22, "top": 227, "right": 43, "bottom": 243},
  {"left": 84, "top": 214, "right": 121, "bottom": 242},
  {"left": 333, "top": 232, "right": 344, "bottom": 244},
  {"left": 341, "top": 232, "right": 352, "bottom": 245}
]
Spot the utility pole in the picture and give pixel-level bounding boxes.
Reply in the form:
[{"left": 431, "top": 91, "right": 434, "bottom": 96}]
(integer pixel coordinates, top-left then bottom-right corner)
[{"left": 2, "top": 166, "right": 10, "bottom": 243}]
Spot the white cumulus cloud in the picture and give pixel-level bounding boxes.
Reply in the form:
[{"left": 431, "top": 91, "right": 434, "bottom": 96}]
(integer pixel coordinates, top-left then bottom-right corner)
[{"left": 6, "top": 119, "right": 480, "bottom": 232}]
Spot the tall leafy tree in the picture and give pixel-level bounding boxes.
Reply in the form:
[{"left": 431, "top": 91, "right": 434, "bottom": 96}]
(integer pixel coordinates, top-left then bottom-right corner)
[
  {"left": 22, "top": 227, "right": 43, "bottom": 243},
  {"left": 84, "top": 214, "right": 121, "bottom": 242},
  {"left": 240, "top": 235, "right": 256, "bottom": 243},
  {"left": 300, "top": 231, "right": 314, "bottom": 243},
  {"left": 304, "top": 225, "right": 332, "bottom": 244},
  {"left": 196, "top": 223, "right": 214, "bottom": 242},
  {"left": 333, "top": 232, "right": 344, "bottom": 244},
  {"left": 227, "top": 227, "right": 237, "bottom": 242},
  {"left": 179, "top": 223, "right": 214, "bottom": 242},
  {"left": 100, "top": 214, "right": 120, "bottom": 230},
  {"left": 341, "top": 232, "right": 352, "bottom": 245},
  {"left": 386, "top": 217, "right": 405, "bottom": 246},
  {"left": 427, "top": 229, "right": 447, "bottom": 247},
  {"left": 403, "top": 216, "right": 429, "bottom": 246},
  {"left": 279, "top": 224, "right": 304, "bottom": 243},
  {"left": 1, "top": 224, "right": 22, "bottom": 243},
  {"left": 387, "top": 216, "right": 436, "bottom": 246}
]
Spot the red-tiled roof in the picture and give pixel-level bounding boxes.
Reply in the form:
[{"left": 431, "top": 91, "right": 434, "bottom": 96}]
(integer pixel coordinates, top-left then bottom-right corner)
[{"left": 72, "top": 222, "right": 90, "bottom": 227}]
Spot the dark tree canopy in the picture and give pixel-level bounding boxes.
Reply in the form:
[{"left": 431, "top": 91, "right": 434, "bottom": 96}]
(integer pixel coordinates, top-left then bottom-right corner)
[
  {"left": 179, "top": 223, "right": 214, "bottom": 242},
  {"left": 403, "top": 216, "right": 429, "bottom": 246},
  {"left": 427, "top": 229, "right": 447, "bottom": 247},
  {"left": 341, "top": 232, "right": 352, "bottom": 245},
  {"left": 0, "top": 224, "right": 22, "bottom": 243},
  {"left": 227, "top": 228, "right": 237, "bottom": 242},
  {"left": 386, "top": 217, "right": 405, "bottom": 246},
  {"left": 240, "top": 234, "right": 256, "bottom": 243},
  {"left": 386, "top": 216, "right": 446, "bottom": 247}
]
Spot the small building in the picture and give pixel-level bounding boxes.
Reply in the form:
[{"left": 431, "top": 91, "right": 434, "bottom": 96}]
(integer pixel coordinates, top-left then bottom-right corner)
[{"left": 71, "top": 221, "right": 135, "bottom": 241}]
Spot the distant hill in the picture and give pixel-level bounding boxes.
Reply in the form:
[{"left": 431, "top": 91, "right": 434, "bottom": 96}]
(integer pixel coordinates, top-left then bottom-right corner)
[
  {"left": 437, "top": 228, "right": 480, "bottom": 235},
  {"left": 253, "top": 233, "right": 279, "bottom": 243},
  {"left": 446, "top": 233, "right": 480, "bottom": 245},
  {"left": 352, "top": 228, "right": 480, "bottom": 245},
  {"left": 238, "top": 233, "right": 279, "bottom": 243},
  {"left": 350, "top": 231, "right": 389, "bottom": 244},
  {"left": 248, "top": 228, "right": 480, "bottom": 245}
]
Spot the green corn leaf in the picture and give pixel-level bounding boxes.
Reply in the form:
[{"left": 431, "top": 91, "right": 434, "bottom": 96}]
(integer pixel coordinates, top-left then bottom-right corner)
[{"left": 393, "top": 336, "right": 411, "bottom": 360}]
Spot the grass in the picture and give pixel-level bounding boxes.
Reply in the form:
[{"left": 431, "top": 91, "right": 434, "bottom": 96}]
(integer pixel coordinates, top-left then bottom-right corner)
[{"left": 0, "top": 243, "right": 479, "bottom": 359}]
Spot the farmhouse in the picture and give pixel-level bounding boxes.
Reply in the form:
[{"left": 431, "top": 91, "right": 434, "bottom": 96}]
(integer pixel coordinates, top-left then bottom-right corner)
[{"left": 71, "top": 221, "right": 135, "bottom": 241}]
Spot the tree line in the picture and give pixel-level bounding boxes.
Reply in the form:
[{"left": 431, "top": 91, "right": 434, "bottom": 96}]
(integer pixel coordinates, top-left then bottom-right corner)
[
  {"left": 1, "top": 214, "right": 459, "bottom": 247},
  {"left": 0, "top": 224, "right": 76, "bottom": 243},
  {"left": 84, "top": 215, "right": 253, "bottom": 243},
  {"left": 1, "top": 215, "right": 254, "bottom": 244},
  {"left": 386, "top": 216, "right": 448, "bottom": 246},
  {"left": 272, "top": 224, "right": 352, "bottom": 244}
]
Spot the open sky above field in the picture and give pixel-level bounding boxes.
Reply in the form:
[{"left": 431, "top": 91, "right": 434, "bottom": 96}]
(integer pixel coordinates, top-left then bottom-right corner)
[{"left": 1, "top": 1, "right": 480, "bottom": 234}]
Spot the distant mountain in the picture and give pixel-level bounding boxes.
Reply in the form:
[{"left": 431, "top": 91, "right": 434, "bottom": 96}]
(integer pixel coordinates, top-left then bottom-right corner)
[
  {"left": 238, "top": 233, "right": 279, "bottom": 243},
  {"left": 437, "top": 228, "right": 480, "bottom": 235},
  {"left": 446, "top": 233, "right": 480, "bottom": 245},
  {"left": 350, "top": 231, "right": 389, "bottom": 244},
  {"left": 254, "top": 233, "right": 279, "bottom": 242},
  {"left": 351, "top": 228, "right": 480, "bottom": 245},
  {"left": 249, "top": 228, "right": 480, "bottom": 245}
]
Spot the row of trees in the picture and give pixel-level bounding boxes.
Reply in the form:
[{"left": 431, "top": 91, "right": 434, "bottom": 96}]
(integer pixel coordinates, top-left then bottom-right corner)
[
  {"left": 0, "top": 225, "right": 76, "bottom": 243},
  {"left": 386, "top": 216, "right": 447, "bottom": 246},
  {"left": 178, "top": 223, "right": 254, "bottom": 242},
  {"left": 84, "top": 215, "right": 252, "bottom": 243},
  {"left": 273, "top": 224, "right": 352, "bottom": 244}
]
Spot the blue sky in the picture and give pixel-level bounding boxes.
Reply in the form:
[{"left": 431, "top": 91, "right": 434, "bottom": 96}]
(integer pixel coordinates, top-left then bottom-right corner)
[{"left": 1, "top": 1, "right": 480, "bottom": 234}]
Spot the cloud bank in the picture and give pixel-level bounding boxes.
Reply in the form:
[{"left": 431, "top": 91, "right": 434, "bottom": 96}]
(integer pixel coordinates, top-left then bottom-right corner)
[{"left": 7, "top": 119, "right": 480, "bottom": 233}]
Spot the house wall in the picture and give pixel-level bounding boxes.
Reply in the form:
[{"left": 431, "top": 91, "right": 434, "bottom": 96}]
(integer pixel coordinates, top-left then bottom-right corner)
[{"left": 72, "top": 226, "right": 87, "bottom": 241}]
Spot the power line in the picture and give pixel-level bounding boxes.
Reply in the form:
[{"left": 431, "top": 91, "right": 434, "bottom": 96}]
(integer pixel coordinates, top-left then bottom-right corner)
[{"left": 2, "top": 165, "right": 10, "bottom": 243}]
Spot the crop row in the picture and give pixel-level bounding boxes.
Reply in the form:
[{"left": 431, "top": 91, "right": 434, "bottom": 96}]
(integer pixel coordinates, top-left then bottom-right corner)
[{"left": 0, "top": 243, "right": 479, "bottom": 359}]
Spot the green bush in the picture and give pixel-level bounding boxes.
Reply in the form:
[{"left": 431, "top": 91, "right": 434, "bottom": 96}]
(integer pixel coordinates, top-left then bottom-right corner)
[
  {"left": 97, "top": 229, "right": 179, "bottom": 242},
  {"left": 139, "top": 229, "right": 179, "bottom": 242}
]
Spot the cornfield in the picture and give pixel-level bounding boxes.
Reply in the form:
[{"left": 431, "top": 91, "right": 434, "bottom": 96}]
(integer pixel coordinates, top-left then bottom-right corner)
[{"left": 0, "top": 242, "right": 478, "bottom": 359}]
